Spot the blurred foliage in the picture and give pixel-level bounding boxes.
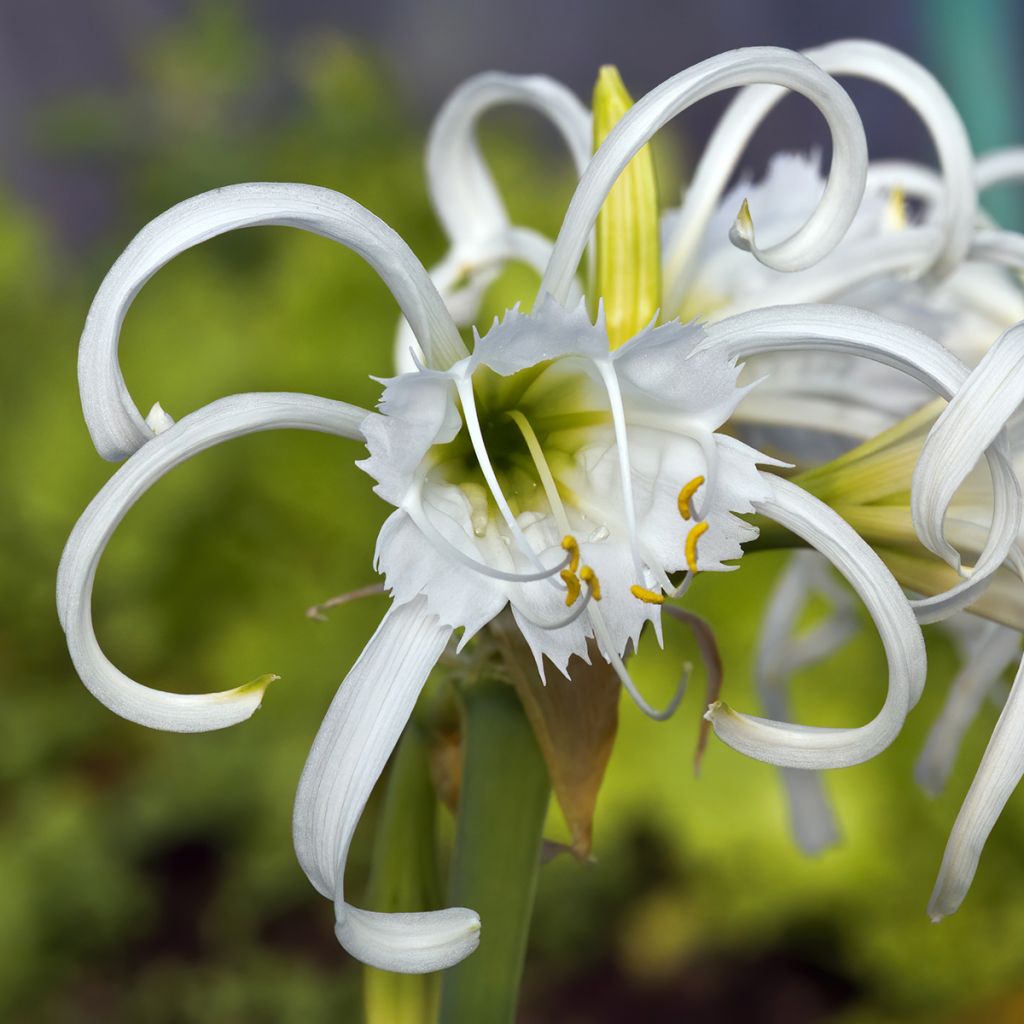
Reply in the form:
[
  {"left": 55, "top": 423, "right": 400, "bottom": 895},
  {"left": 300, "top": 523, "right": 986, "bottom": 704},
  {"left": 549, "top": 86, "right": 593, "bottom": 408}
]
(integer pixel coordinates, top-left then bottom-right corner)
[{"left": 5, "top": 5, "right": 1024, "bottom": 1022}]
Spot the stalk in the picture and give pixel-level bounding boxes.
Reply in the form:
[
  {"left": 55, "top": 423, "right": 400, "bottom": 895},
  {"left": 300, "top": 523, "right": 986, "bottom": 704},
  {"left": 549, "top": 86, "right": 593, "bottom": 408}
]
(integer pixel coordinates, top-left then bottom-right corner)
[{"left": 438, "top": 678, "right": 550, "bottom": 1024}]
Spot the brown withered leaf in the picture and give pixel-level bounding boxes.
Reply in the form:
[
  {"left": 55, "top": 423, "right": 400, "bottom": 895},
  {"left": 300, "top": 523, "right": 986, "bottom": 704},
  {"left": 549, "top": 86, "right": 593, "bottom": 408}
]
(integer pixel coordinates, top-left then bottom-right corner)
[{"left": 490, "top": 612, "right": 620, "bottom": 860}]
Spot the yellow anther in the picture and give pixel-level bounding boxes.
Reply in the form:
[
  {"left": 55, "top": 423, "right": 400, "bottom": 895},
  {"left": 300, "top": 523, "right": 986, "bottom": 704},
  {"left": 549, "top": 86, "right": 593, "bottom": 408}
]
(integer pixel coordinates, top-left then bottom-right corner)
[
  {"left": 885, "top": 185, "right": 907, "bottom": 231},
  {"left": 561, "top": 534, "right": 581, "bottom": 574},
  {"left": 630, "top": 584, "right": 665, "bottom": 605},
  {"left": 560, "top": 569, "right": 581, "bottom": 607},
  {"left": 677, "top": 475, "right": 705, "bottom": 521},
  {"left": 580, "top": 565, "right": 602, "bottom": 601},
  {"left": 685, "top": 521, "right": 709, "bottom": 574}
]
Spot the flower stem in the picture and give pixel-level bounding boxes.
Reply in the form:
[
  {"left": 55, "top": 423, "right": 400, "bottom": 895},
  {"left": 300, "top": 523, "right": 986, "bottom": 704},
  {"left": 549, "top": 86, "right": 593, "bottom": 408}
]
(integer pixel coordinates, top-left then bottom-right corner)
[
  {"left": 363, "top": 724, "right": 442, "bottom": 1024},
  {"left": 438, "top": 678, "right": 550, "bottom": 1024}
]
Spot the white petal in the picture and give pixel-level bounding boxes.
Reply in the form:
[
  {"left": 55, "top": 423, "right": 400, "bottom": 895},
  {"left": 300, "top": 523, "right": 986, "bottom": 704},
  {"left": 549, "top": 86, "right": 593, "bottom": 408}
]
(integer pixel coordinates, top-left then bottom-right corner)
[
  {"left": 81, "top": 183, "right": 465, "bottom": 461},
  {"left": 969, "top": 227, "right": 1024, "bottom": 267},
  {"left": 928, "top": 651, "right": 1024, "bottom": 920},
  {"left": 661, "top": 40, "right": 974, "bottom": 306},
  {"left": 56, "top": 392, "right": 367, "bottom": 732},
  {"left": 374, "top": 507, "right": 507, "bottom": 640},
  {"left": 469, "top": 295, "right": 609, "bottom": 375},
  {"left": 702, "top": 303, "right": 969, "bottom": 396},
  {"left": 426, "top": 72, "right": 590, "bottom": 247},
  {"left": 915, "top": 621, "right": 1020, "bottom": 797},
  {"left": 540, "top": 47, "right": 868, "bottom": 304},
  {"left": 292, "top": 596, "right": 481, "bottom": 972},
  {"left": 703, "top": 302, "right": 1022, "bottom": 620},
  {"left": 911, "top": 322, "right": 1024, "bottom": 574},
  {"left": 707, "top": 474, "right": 926, "bottom": 769},
  {"left": 976, "top": 147, "right": 1024, "bottom": 192}
]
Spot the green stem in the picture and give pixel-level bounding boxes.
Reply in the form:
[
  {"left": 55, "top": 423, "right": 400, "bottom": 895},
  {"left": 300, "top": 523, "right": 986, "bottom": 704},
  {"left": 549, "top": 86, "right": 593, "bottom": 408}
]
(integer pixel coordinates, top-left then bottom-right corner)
[
  {"left": 438, "top": 678, "right": 550, "bottom": 1024},
  {"left": 363, "top": 725, "right": 441, "bottom": 1024}
]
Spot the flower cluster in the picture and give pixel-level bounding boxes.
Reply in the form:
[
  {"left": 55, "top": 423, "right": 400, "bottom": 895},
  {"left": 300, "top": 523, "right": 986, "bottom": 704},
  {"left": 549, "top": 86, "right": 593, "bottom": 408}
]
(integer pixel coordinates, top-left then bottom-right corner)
[{"left": 58, "top": 40, "right": 1024, "bottom": 971}]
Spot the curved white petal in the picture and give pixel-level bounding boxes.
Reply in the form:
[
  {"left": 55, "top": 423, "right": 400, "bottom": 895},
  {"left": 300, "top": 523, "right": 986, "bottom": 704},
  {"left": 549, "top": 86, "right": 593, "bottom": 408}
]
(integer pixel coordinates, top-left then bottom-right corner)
[
  {"left": 707, "top": 475, "right": 925, "bottom": 769},
  {"left": 912, "top": 320, "right": 1024, "bottom": 575},
  {"left": 976, "top": 147, "right": 1024, "bottom": 192},
  {"left": 292, "top": 596, "right": 481, "bottom": 972},
  {"left": 56, "top": 392, "right": 367, "bottom": 732},
  {"left": 929, "top": 651, "right": 1024, "bottom": 921},
  {"left": 540, "top": 47, "right": 868, "bottom": 304},
  {"left": 426, "top": 72, "right": 591, "bottom": 247},
  {"left": 81, "top": 183, "right": 466, "bottom": 461},
  {"left": 915, "top": 621, "right": 1020, "bottom": 797},
  {"left": 969, "top": 227, "right": 1024, "bottom": 267},
  {"left": 702, "top": 303, "right": 967, "bottom": 400},
  {"left": 703, "top": 303, "right": 1021, "bottom": 620},
  {"left": 662, "top": 40, "right": 974, "bottom": 307}
]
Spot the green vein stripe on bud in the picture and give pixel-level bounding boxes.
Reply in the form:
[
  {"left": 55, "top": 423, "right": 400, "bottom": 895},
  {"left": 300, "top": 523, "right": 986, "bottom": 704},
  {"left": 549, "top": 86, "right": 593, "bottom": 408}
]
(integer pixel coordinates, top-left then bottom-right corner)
[{"left": 592, "top": 65, "right": 661, "bottom": 350}]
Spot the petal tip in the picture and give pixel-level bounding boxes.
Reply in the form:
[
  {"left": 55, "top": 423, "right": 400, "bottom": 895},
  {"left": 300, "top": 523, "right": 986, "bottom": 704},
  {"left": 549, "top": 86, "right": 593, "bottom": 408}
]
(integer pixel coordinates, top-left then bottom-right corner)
[
  {"left": 234, "top": 672, "right": 281, "bottom": 704},
  {"left": 729, "top": 199, "right": 755, "bottom": 252}
]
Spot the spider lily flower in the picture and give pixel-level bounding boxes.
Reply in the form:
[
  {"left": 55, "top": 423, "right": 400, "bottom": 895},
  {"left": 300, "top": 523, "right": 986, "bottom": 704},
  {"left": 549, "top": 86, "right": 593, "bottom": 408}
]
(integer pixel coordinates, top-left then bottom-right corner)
[
  {"left": 59, "top": 44, "right": 1012, "bottom": 972},
  {"left": 742, "top": 143, "right": 1024, "bottom": 901}
]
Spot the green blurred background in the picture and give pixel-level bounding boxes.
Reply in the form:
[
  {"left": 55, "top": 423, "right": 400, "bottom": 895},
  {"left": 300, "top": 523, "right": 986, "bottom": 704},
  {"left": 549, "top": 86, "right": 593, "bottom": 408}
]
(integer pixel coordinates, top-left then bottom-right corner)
[{"left": 4, "top": 2, "right": 1024, "bottom": 1021}]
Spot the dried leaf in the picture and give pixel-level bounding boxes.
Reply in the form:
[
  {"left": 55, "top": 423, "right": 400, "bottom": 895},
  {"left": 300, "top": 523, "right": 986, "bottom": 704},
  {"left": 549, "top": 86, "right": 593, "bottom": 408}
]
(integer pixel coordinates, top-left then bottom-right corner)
[{"left": 490, "top": 613, "right": 620, "bottom": 859}]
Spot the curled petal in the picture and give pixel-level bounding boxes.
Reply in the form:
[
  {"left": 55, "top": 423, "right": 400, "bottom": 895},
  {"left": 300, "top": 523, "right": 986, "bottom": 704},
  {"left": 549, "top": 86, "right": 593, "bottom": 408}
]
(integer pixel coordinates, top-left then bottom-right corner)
[
  {"left": 426, "top": 72, "right": 591, "bottom": 247},
  {"left": 56, "top": 392, "right": 367, "bottom": 732},
  {"left": 540, "top": 47, "right": 868, "bottom": 304},
  {"left": 969, "top": 227, "right": 1024, "bottom": 267},
  {"left": 929, "top": 652, "right": 1024, "bottom": 920},
  {"left": 706, "top": 474, "right": 925, "bottom": 769},
  {"left": 702, "top": 303, "right": 969, "bottom": 395},
  {"left": 81, "top": 183, "right": 466, "bottom": 461},
  {"left": 911, "top": 322, "right": 1024, "bottom": 574},
  {"left": 663, "top": 40, "right": 973, "bottom": 307},
  {"left": 703, "top": 303, "right": 1022, "bottom": 621},
  {"left": 292, "top": 597, "right": 481, "bottom": 972},
  {"left": 976, "top": 147, "right": 1024, "bottom": 192},
  {"left": 915, "top": 621, "right": 1020, "bottom": 797}
]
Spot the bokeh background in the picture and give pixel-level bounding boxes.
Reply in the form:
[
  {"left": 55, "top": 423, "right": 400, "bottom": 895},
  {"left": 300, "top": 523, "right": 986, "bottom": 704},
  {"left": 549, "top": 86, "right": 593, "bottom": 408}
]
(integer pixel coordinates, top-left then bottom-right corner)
[{"left": 4, "top": 2, "right": 1024, "bottom": 1021}]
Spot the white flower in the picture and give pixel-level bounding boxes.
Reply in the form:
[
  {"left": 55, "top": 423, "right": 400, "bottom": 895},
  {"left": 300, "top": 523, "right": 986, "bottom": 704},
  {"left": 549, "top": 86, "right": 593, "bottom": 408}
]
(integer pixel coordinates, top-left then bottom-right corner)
[
  {"left": 403, "top": 39, "right": 1024, "bottom": 922},
  {"left": 57, "top": 44, "right": 1017, "bottom": 971}
]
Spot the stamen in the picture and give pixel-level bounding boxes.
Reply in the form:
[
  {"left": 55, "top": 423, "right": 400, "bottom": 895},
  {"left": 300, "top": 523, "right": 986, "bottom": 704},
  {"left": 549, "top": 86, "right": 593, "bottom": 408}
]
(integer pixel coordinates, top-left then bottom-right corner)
[
  {"left": 885, "top": 185, "right": 907, "bottom": 231},
  {"left": 677, "top": 475, "right": 705, "bottom": 521},
  {"left": 685, "top": 521, "right": 709, "bottom": 573},
  {"left": 455, "top": 375, "right": 548, "bottom": 574},
  {"left": 305, "top": 582, "right": 386, "bottom": 621},
  {"left": 586, "top": 600, "right": 687, "bottom": 721},
  {"left": 630, "top": 584, "right": 665, "bottom": 605},
  {"left": 561, "top": 534, "right": 581, "bottom": 574},
  {"left": 595, "top": 360, "right": 646, "bottom": 582},
  {"left": 518, "top": 575, "right": 597, "bottom": 631},
  {"left": 580, "top": 565, "right": 602, "bottom": 601},
  {"left": 405, "top": 476, "right": 571, "bottom": 584},
  {"left": 561, "top": 569, "right": 581, "bottom": 606}
]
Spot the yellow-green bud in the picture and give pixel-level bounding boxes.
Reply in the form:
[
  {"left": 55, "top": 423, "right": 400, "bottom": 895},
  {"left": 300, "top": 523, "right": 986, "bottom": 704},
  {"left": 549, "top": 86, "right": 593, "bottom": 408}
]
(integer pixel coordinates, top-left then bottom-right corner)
[{"left": 592, "top": 65, "right": 661, "bottom": 350}]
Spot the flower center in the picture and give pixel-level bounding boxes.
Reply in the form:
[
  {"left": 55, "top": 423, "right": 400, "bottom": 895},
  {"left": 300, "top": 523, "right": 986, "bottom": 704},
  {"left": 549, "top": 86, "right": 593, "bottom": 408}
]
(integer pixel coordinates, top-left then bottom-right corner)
[{"left": 428, "top": 361, "right": 607, "bottom": 524}]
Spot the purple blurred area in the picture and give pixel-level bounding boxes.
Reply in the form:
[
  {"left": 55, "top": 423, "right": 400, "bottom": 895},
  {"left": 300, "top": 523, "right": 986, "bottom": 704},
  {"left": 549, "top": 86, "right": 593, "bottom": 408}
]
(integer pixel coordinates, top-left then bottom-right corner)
[{"left": 0, "top": 0, "right": 990, "bottom": 251}]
